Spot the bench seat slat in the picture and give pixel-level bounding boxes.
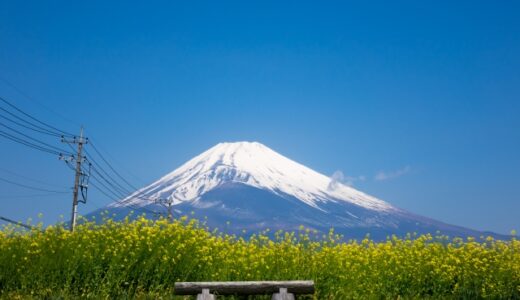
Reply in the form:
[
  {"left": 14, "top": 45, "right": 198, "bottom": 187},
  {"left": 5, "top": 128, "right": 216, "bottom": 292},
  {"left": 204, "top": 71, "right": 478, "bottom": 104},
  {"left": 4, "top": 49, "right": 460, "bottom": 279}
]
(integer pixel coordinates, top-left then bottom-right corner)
[{"left": 174, "top": 280, "right": 314, "bottom": 295}]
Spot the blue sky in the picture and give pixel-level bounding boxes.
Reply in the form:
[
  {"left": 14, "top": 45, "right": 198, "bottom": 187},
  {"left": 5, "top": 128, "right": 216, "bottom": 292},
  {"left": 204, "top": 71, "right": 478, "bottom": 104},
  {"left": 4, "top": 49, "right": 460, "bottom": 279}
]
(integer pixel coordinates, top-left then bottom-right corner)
[{"left": 0, "top": 1, "right": 519, "bottom": 234}]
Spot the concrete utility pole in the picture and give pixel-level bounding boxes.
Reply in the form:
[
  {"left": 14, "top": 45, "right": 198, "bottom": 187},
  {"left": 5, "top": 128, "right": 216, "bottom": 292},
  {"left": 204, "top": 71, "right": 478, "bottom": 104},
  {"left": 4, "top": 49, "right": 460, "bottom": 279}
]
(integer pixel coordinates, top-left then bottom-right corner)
[
  {"left": 166, "top": 199, "right": 173, "bottom": 221},
  {"left": 155, "top": 198, "right": 175, "bottom": 221},
  {"left": 62, "top": 127, "right": 88, "bottom": 232}
]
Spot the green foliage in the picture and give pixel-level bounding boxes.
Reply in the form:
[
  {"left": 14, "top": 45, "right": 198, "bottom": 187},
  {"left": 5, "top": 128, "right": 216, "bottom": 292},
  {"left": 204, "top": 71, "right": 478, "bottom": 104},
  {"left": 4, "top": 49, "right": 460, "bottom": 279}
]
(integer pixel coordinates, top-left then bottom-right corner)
[{"left": 0, "top": 215, "right": 519, "bottom": 299}]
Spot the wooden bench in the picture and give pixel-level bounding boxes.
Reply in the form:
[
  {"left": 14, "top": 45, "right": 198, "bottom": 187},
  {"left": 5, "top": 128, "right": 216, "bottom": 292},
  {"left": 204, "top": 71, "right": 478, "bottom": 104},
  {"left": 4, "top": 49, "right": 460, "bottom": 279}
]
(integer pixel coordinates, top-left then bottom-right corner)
[{"left": 174, "top": 280, "right": 315, "bottom": 299}]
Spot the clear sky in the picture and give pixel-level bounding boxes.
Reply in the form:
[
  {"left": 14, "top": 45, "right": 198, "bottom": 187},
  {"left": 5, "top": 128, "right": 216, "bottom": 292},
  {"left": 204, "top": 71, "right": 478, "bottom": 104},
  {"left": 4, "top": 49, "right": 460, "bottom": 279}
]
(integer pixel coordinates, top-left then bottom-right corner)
[{"left": 0, "top": 1, "right": 519, "bottom": 234}]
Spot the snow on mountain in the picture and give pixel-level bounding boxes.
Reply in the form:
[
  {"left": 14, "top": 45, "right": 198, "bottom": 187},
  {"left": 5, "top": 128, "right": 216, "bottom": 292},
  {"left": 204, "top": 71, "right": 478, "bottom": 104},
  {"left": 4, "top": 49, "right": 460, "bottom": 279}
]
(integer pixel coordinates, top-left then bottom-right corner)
[
  {"left": 96, "top": 141, "right": 502, "bottom": 240},
  {"left": 112, "top": 141, "right": 394, "bottom": 212}
]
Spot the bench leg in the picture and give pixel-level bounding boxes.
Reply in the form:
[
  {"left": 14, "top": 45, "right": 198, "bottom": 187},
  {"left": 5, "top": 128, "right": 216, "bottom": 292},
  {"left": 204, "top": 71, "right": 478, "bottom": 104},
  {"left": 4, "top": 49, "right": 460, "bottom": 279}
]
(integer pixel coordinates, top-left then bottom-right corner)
[
  {"left": 196, "top": 288, "right": 216, "bottom": 300},
  {"left": 272, "top": 287, "right": 295, "bottom": 300}
]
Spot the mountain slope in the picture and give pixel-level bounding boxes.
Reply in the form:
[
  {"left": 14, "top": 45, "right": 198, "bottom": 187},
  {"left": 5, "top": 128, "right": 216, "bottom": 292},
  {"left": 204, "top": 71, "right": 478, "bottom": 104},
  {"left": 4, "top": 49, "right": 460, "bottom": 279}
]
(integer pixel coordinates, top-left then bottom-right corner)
[
  {"left": 92, "top": 142, "right": 500, "bottom": 240},
  {"left": 111, "top": 142, "right": 393, "bottom": 211}
]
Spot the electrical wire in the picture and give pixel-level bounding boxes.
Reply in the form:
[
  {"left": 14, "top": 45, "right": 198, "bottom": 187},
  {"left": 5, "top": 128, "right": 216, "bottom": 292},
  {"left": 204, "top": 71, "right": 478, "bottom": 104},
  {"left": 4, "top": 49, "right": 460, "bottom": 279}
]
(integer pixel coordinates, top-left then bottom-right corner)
[
  {"left": 0, "top": 167, "right": 68, "bottom": 189},
  {"left": 0, "top": 122, "right": 73, "bottom": 155},
  {"left": 88, "top": 138, "right": 146, "bottom": 185},
  {"left": 83, "top": 148, "right": 154, "bottom": 203},
  {"left": 0, "top": 92, "right": 101, "bottom": 217},
  {"left": 0, "top": 96, "right": 75, "bottom": 137},
  {"left": 0, "top": 215, "right": 35, "bottom": 230},
  {"left": 0, "top": 130, "right": 64, "bottom": 155},
  {"left": 72, "top": 161, "right": 157, "bottom": 214},
  {"left": 0, "top": 107, "right": 64, "bottom": 137},
  {"left": 88, "top": 178, "right": 157, "bottom": 214},
  {"left": 84, "top": 149, "right": 144, "bottom": 199},
  {"left": 66, "top": 143, "right": 132, "bottom": 198},
  {"left": 64, "top": 160, "right": 121, "bottom": 202},
  {"left": 0, "top": 75, "right": 79, "bottom": 128},
  {"left": 0, "top": 193, "right": 69, "bottom": 199},
  {"left": 88, "top": 166, "right": 155, "bottom": 205},
  {"left": 88, "top": 141, "right": 141, "bottom": 191},
  {"left": 65, "top": 135, "right": 154, "bottom": 207},
  {"left": 87, "top": 166, "right": 157, "bottom": 216},
  {"left": 0, "top": 176, "right": 70, "bottom": 193},
  {"left": 88, "top": 176, "right": 125, "bottom": 202},
  {"left": 0, "top": 93, "right": 161, "bottom": 214},
  {"left": 65, "top": 143, "right": 159, "bottom": 216},
  {"left": 87, "top": 156, "right": 134, "bottom": 197}
]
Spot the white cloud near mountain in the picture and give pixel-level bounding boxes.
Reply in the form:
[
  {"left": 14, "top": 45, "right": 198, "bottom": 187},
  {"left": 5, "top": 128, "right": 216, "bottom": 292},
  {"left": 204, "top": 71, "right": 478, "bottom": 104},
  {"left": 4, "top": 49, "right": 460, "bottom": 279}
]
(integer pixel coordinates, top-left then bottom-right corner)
[
  {"left": 328, "top": 170, "right": 366, "bottom": 189},
  {"left": 375, "top": 166, "right": 411, "bottom": 181}
]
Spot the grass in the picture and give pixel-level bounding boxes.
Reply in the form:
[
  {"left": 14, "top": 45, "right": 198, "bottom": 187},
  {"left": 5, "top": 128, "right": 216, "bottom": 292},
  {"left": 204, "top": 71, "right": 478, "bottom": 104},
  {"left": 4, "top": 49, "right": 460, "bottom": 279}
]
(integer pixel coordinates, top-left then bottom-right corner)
[{"left": 0, "top": 215, "right": 519, "bottom": 299}]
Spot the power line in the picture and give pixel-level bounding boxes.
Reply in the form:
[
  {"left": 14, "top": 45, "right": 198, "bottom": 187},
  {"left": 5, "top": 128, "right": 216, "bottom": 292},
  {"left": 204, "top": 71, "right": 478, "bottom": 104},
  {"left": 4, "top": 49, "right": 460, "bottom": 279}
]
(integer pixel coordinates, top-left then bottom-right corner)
[
  {"left": 0, "top": 193, "right": 69, "bottom": 199},
  {"left": 65, "top": 143, "right": 129, "bottom": 197},
  {"left": 0, "top": 122, "right": 73, "bottom": 155},
  {"left": 0, "top": 75, "right": 79, "bottom": 128},
  {"left": 68, "top": 135, "right": 153, "bottom": 206},
  {"left": 0, "top": 176, "right": 69, "bottom": 193},
  {"left": 89, "top": 164, "right": 154, "bottom": 203},
  {"left": 89, "top": 138, "right": 147, "bottom": 185},
  {"left": 89, "top": 141, "right": 141, "bottom": 191},
  {"left": 0, "top": 90, "right": 158, "bottom": 218},
  {"left": 0, "top": 96, "right": 75, "bottom": 156},
  {"left": 77, "top": 161, "right": 156, "bottom": 214},
  {"left": 0, "top": 130, "right": 64, "bottom": 155},
  {"left": 82, "top": 147, "right": 154, "bottom": 203},
  {"left": 86, "top": 158, "right": 153, "bottom": 202},
  {"left": 0, "top": 90, "right": 94, "bottom": 228},
  {"left": 0, "top": 110, "right": 63, "bottom": 137},
  {"left": 0, "top": 95, "right": 75, "bottom": 137},
  {"left": 88, "top": 165, "right": 155, "bottom": 207},
  {"left": 86, "top": 179, "right": 115, "bottom": 200},
  {"left": 0, "top": 104, "right": 65, "bottom": 137},
  {"left": 0, "top": 167, "right": 68, "bottom": 189},
  {"left": 0, "top": 215, "right": 35, "bottom": 230},
  {"left": 86, "top": 155, "right": 133, "bottom": 196},
  {"left": 88, "top": 177, "right": 157, "bottom": 215},
  {"left": 76, "top": 158, "right": 157, "bottom": 215},
  {"left": 65, "top": 160, "right": 148, "bottom": 213},
  {"left": 89, "top": 169, "right": 128, "bottom": 200}
]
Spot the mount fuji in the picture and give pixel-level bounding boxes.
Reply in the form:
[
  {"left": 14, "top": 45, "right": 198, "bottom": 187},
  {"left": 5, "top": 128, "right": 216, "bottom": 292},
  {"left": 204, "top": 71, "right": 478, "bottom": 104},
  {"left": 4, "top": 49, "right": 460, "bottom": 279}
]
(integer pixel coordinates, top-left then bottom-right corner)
[{"left": 90, "top": 142, "right": 499, "bottom": 240}]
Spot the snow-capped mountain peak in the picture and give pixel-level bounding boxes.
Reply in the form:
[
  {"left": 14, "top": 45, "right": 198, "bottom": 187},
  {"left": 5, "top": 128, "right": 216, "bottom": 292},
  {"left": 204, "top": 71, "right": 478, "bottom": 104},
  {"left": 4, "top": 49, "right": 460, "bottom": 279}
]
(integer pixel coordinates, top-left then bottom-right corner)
[
  {"left": 96, "top": 141, "right": 503, "bottom": 241},
  {"left": 114, "top": 141, "right": 394, "bottom": 212}
]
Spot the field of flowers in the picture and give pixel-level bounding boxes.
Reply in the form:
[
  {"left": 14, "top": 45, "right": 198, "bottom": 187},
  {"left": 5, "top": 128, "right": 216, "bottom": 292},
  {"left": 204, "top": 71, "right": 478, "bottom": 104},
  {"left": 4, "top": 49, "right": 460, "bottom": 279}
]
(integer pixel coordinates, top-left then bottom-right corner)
[{"left": 0, "top": 216, "right": 519, "bottom": 299}]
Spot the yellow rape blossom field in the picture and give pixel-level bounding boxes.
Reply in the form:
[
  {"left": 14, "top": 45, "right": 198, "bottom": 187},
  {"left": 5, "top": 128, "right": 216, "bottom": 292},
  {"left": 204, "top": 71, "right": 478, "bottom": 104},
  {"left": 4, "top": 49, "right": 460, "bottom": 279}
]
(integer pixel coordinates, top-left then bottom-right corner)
[{"left": 0, "top": 216, "right": 519, "bottom": 299}]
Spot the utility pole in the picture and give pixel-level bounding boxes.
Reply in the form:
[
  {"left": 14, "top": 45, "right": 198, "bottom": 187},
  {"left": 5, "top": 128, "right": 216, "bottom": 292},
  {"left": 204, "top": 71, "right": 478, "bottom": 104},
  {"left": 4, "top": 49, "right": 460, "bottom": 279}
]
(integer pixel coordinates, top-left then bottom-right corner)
[
  {"left": 61, "top": 127, "right": 88, "bottom": 232},
  {"left": 155, "top": 198, "right": 174, "bottom": 221}
]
